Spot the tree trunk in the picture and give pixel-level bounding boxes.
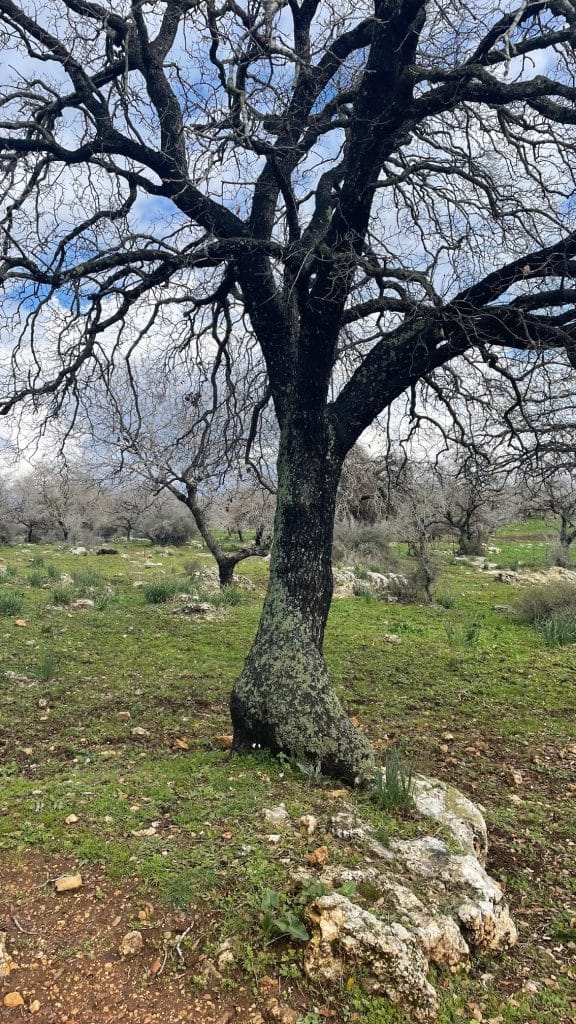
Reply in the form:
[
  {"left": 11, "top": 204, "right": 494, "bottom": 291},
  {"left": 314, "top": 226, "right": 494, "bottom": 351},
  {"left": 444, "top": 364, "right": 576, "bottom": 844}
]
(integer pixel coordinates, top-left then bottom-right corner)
[
  {"left": 230, "top": 411, "right": 374, "bottom": 784},
  {"left": 555, "top": 516, "right": 573, "bottom": 567},
  {"left": 457, "top": 526, "right": 485, "bottom": 556},
  {"left": 218, "top": 558, "right": 236, "bottom": 587}
]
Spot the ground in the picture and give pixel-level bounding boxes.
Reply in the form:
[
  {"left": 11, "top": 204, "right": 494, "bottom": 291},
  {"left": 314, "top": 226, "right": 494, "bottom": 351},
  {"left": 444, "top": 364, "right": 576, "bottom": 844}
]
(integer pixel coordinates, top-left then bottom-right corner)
[{"left": 0, "top": 526, "right": 575, "bottom": 1023}]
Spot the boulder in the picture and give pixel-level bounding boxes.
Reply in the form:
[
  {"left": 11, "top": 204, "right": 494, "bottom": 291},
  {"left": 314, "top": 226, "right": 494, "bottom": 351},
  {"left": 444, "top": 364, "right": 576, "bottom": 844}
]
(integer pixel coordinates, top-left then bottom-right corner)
[
  {"left": 305, "top": 893, "right": 439, "bottom": 1023},
  {"left": 389, "top": 837, "right": 517, "bottom": 953},
  {"left": 411, "top": 775, "right": 488, "bottom": 863}
]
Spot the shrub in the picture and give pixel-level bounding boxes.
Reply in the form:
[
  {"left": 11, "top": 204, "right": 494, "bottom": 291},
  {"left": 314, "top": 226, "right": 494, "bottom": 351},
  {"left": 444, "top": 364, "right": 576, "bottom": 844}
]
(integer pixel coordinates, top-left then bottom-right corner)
[
  {"left": 52, "top": 586, "right": 73, "bottom": 606},
  {"left": 332, "top": 522, "right": 398, "bottom": 571},
  {"left": 143, "top": 579, "right": 179, "bottom": 604},
  {"left": 71, "top": 568, "right": 105, "bottom": 593},
  {"left": 45, "top": 563, "right": 60, "bottom": 580},
  {"left": 29, "top": 554, "right": 45, "bottom": 568},
  {"left": 0, "top": 590, "right": 24, "bottom": 616},
  {"left": 437, "top": 593, "right": 456, "bottom": 609},
  {"left": 516, "top": 582, "right": 576, "bottom": 624},
  {"left": 536, "top": 611, "right": 576, "bottom": 647},
  {"left": 211, "top": 585, "right": 243, "bottom": 607},
  {"left": 142, "top": 517, "right": 196, "bottom": 547},
  {"left": 183, "top": 558, "right": 204, "bottom": 576},
  {"left": 388, "top": 556, "right": 439, "bottom": 604},
  {"left": 28, "top": 570, "right": 45, "bottom": 588}
]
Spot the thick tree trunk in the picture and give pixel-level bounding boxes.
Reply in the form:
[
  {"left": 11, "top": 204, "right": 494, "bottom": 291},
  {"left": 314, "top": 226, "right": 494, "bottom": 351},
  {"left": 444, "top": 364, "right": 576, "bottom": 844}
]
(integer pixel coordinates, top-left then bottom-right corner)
[
  {"left": 457, "top": 526, "right": 485, "bottom": 556},
  {"left": 230, "top": 411, "right": 374, "bottom": 784}
]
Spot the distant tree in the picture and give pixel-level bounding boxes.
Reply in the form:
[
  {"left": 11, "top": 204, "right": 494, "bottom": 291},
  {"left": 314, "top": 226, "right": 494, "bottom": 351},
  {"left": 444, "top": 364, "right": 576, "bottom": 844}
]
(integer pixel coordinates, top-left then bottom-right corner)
[
  {"left": 434, "top": 455, "right": 518, "bottom": 556},
  {"left": 523, "top": 470, "right": 576, "bottom": 567},
  {"left": 84, "top": 355, "right": 274, "bottom": 585}
]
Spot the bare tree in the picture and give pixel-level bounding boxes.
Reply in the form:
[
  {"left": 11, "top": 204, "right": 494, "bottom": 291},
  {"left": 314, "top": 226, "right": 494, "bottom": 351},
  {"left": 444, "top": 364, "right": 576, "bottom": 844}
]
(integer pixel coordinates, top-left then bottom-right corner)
[
  {"left": 84, "top": 353, "right": 274, "bottom": 584},
  {"left": 2, "top": 2, "right": 576, "bottom": 779},
  {"left": 433, "top": 454, "right": 518, "bottom": 556}
]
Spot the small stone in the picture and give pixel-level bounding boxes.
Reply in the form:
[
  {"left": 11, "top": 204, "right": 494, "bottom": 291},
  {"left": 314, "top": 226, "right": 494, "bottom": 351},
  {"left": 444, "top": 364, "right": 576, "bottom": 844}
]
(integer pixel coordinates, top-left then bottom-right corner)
[
  {"left": 267, "top": 834, "right": 281, "bottom": 844},
  {"left": 54, "top": 873, "right": 83, "bottom": 892},
  {"left": 117, "top": 711, "right": 131, "bottom": 721},
  {"left": 0, "top": 932, "right": 12, "bottom": 979},
  {"left": 263, "top": 804, "right": 290, "bottom": 827},
  {"left": 174, "top": 738, "right": 189, "bottom": 750},
  {"left": 214, "top": 734, "right": 233, "bottom": 749},
  {"left": 118, "top": 930, "right": 144, "bottom": 957},
  {"left": 522, "top": 980, "right": 539, "bottom": 994},
  {"left": 306, "top": 845, "right": 329, "bottom": 866},
  {"left": 70, "top": 598, "right": 95, "bottom": 610},
  {"left": 131, "top": 727, "right": 150, "bottom": 739},
  {"left": 299, "top": 814, "right": 318, "bottom": 836},
  {"left": 3, "top": 992, "right": 25, "bottom": 1008},
  {"left": 29, "top": 1001, "right": 41, "bottom": 1014},
  {"left": 442, "top": 732, "right": 455, "bottom": 742},
  {"left": 65, "top": 814, "right": 79, "bottom": 824},
  {"left": 505, "top": 768, "right": 523, "bottom": 787}
]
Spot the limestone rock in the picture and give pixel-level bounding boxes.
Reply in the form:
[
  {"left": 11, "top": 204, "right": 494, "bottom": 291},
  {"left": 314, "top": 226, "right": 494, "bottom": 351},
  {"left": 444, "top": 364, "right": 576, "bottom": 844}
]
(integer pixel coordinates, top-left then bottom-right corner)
[
  {"left": 300, "top": 865, "right": 469, "bottom": 973},
  {"left": 299, "top": 814, "right": 318, "bottom": 836},
  {"left": 70, "top": 546, "right": 88, "bottom": 555},
  {"left": 119, "top": 930, "right": 144, "bottom": 956},
  {"left": 70, "top": 598, "right": 95, "bottom": 610},
  {"left": 0, "top": 932, "right": 12, "bottom": 980},
  {"left": 389, "top": 837, "right": 517, "bottom": 953},
  {"left": 412, "top": 775, "right": 488, "bottom": 863},
  {"left": 305, "top": 893, "right": 438, "bottom": 1023},
  {"left": 263, "top": 804, "right": 290, "bottom": 828},
  {"left": 54, "top": 873, "right": 83, "bottom": 892}
]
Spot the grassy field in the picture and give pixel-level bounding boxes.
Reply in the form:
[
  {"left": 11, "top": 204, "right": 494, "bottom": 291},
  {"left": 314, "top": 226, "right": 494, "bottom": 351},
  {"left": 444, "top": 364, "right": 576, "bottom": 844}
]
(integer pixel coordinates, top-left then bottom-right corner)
[{"left": 0, "top": 533, "right": 575, "bottom": 1023}]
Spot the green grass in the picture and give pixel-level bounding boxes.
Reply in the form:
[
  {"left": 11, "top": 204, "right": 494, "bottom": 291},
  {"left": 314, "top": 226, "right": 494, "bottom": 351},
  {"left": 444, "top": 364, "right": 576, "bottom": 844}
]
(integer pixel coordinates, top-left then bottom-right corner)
[
  {"left": 0, "top": 589, "right": 25, "bottom": 615},
  {"left": 0, "top": 533, "right": 574, "bottom": 1024}
]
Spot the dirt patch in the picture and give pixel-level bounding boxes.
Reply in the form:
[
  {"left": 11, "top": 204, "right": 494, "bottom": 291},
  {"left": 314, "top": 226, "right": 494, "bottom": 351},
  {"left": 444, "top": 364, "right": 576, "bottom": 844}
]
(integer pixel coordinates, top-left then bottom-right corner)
[{"left": 0, "top": 856, "right": 267, "bottom": 1024}]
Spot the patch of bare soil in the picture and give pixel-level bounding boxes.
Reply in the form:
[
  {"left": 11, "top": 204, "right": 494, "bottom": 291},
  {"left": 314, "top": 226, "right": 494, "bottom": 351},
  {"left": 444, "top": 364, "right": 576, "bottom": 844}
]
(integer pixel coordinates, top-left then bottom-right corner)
[{"left": 0, "top": 857, "right": 268, "bottom": 1024}]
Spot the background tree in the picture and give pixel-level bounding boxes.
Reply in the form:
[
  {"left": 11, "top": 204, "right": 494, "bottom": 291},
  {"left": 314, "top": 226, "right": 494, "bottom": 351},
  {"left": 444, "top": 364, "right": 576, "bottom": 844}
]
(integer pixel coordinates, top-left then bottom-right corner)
[
  {"left": 84, "top": 353, "right": 274, "bottom": 585},
  {"left": 522, "top": 468, "right": 576, "bottom": 567},
  {"left": 2, "top": 2, "right": 576, "bottom": 779},
  {"left": 433, "top": 453, "right": 518, "bottom": 557}
]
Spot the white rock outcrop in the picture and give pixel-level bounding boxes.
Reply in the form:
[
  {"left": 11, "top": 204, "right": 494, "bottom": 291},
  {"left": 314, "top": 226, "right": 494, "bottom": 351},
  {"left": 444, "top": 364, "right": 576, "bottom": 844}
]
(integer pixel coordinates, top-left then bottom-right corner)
[{"left": 301, "top": 784, "right": 516, "bottom": 1020}]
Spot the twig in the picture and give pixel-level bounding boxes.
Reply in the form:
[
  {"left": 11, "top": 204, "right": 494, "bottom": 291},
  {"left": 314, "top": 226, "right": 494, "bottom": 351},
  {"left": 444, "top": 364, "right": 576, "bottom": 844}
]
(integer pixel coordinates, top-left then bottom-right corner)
[
  {"left": 11, "top": 916, "right": 35, "bottom": 935},
  {"left": 174, "top": 923, "right": 194, "bottom": 961}
]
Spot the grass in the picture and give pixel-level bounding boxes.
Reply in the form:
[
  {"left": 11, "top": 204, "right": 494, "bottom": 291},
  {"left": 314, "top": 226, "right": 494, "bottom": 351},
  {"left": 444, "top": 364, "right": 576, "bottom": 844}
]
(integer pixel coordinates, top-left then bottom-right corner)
[
  {"left": 0, "top": 589, "right": 25, "bottom": 615},
  {"left": 0, "top": 532, "right": 574, "bottom": 1023}
]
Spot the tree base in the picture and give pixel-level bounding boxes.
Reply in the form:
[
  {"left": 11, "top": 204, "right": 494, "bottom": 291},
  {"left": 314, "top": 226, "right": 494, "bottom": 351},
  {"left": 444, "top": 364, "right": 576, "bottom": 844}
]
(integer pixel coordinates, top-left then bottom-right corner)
[{"left": 230, "top": 635, "right": 375, "bottom": 784}]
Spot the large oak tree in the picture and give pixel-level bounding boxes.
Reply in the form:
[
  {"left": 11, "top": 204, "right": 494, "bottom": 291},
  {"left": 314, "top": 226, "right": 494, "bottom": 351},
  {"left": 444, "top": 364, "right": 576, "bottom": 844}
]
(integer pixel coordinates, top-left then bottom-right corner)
[{"left": 1, "top": 0, "right": 576, "bottom": 780}]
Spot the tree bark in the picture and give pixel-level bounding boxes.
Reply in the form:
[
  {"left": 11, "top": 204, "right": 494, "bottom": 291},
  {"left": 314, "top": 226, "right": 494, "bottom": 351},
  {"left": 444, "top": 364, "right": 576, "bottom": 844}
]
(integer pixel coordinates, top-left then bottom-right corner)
[
  {"left": 555, "top": 516, "right": 574, "bottom": 567},
  {"left": 230, "top": 410, "right": 374, "bottom": 784}
]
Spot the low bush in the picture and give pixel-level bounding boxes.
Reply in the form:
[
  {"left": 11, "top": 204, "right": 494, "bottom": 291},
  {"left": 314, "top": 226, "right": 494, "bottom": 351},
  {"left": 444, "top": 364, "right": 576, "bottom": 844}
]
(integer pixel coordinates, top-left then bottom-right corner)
[
  {"left": 0, "top": 590, "right": 24, "bottom": 616},
  {"left": 143, "top": 579, "right": 179, "bottom": 604},
  {"left": 536, "top": 610, "right": 576, "bottom": 647},
  {"left": 516, "top": 582, "right": 576, "bottom": 623},
  {"left": 332, "top": 522, "right": 399, "bottom": 571}
]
